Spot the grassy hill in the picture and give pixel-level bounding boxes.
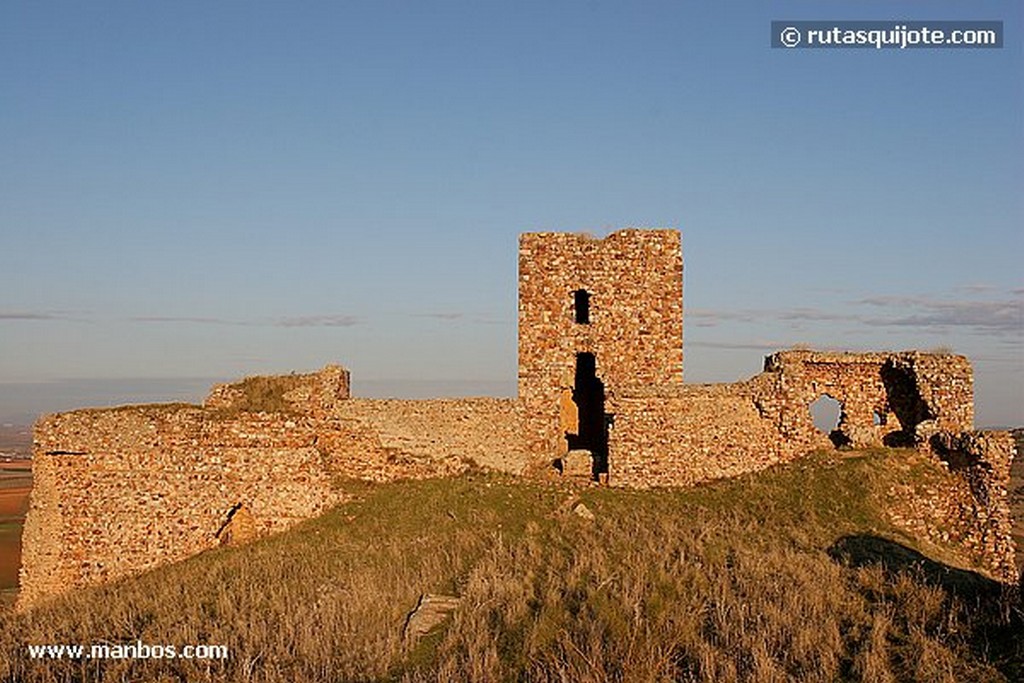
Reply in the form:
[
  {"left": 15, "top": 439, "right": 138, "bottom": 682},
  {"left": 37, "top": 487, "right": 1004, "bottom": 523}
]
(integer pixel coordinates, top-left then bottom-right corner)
[{"left": 2, "top": 448, "right": 1020, "bottom": 682}]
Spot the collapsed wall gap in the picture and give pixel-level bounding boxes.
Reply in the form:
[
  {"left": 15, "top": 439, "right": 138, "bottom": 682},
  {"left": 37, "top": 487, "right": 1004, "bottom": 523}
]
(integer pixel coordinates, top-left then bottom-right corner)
[
  {"left": 567, "top": 352, "right": 607, "bottom": 476},
  {"left": 880, "top": 362, "right": 933, "bottom": 446}
]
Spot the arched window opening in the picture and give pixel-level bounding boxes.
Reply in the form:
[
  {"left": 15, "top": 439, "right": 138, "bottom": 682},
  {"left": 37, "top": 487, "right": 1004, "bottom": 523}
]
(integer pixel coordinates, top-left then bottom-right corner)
[{"left": 809, "top": 394, "right": 849, "bottom": 448}]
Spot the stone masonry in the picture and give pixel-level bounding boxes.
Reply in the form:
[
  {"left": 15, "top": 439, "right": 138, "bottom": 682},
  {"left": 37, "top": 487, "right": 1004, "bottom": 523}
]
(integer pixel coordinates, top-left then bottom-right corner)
[
  {"left": 19, "top": 370, "right": 530, "bottom": 609},
  {"left": 518, "top": 230, "right": 683, "bottom": 463},
  {"left": 20, "top": 405, "right": 341, "bottom": 608},
  {"left": 606, "top": 351, "right": 975, "bottom": 487},
  {"left": 18, "top": 227, "right": 1018, "bottom": 608}
]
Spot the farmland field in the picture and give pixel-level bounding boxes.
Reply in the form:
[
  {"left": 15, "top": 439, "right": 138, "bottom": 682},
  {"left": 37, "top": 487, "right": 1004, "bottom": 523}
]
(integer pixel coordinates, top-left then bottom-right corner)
[{"left": 0, "top": 425, "right": 32, "bottom": 607}]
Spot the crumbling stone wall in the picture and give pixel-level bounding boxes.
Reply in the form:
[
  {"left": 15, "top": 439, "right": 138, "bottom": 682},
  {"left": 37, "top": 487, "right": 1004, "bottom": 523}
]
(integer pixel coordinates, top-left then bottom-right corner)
[
  {"left": 604, "top": 348, "right": 1013, "bottom": 578},
  {"left": 603, "top": 350, "right": 974, "bottom": 489},
  {"left": 205, "top": 364, "right": 350, "bottom": 418},
  {"left": 518, "top": 229, "right": 683, "bottom": 457},
  {"left": 607, "top": 382, "right": 798, "bottom": 488},
  {"left": 19, "top": 405, "right": 342, "bottom": 609},
  {"left": 19, "top": 227, "right": 1017, "bottom": 609},
  {"left": 887, "top": 431, "right": 1017, "bottom": 581},
  {"left": 18, "top": 368, "right": 528, "bottom": 609},
  {"left": 321, "top": 398, "right": 528, "bottom": 481},
  {"left": 752, "top": 350, "right": 974, "bottom": 451}
]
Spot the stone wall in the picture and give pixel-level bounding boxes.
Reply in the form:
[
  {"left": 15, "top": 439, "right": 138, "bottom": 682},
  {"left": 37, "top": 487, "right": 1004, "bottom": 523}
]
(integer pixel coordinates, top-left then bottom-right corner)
[
  {"left": 607, "top": 382, "right": 798, "bottom": 488},
  {"left": 18, "top": 228, "right": 1017, "bottom": 608},
  {"left": 518, "top": 229, "right": 683, "bottom": 458},
  {"left": 19, "top": 405, "right": 342, "bottom": 609},
  {"left": 753, "top": 350, "right": 974, "bottom": 451},
  {"left": 602, "top": 349, "right": 1013, "bottom": 578},
  {"left": 204, "top": 364, "right": 350, "bottom": 418},
  {"left": 887, "top": 431, "right": 1017, "bottom": 581},
  {"left": 18, "top": 368, "right": 529, "bottom": 609},
  {"left": 598, "top": 350, "right": 975, "bottom": 489},
  {"left": 322, "top": 398, "right": 528, "bottom": 481}
]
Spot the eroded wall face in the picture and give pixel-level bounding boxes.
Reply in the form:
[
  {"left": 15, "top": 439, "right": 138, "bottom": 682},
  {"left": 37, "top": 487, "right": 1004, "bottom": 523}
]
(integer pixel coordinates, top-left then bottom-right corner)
[
  {"left": 518, "top": 229, "right": 683, "bottom": 458},
  {"left": 606, "top": 352, "right": 976, "bottom": 486},
  {"left": 18, "top": 390, "right": 527, "bottom": 609},
  {"left": 754, "top": 351, "right": 974, "bottom": 451},
  {"left": 19, "top": 407, "right": 342, "bottom": 609},
  {"left": 325, "top": 398, "right": 528, "bottom": 480},
  {"left": 607, "top": 383, "right": 798, "bottom": 488},
  {"left": 204, "top": 364, "right": 351, "bottom": 417},
  {"left": 888, "top": 431, "right": 1017, "bottom": 581},
  {"left": 606, "top": 350, "right": 1012, "bottom": 579}
]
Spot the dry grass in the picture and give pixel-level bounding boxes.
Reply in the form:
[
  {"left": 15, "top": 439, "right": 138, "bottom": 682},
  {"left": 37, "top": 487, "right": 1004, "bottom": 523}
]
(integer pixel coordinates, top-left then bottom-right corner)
[
  {"left": 217, "top": 375, "right": 309, "bottom": 414},
  {"left": 1, "top": 450, "right": 1020, "bottom": 682}
]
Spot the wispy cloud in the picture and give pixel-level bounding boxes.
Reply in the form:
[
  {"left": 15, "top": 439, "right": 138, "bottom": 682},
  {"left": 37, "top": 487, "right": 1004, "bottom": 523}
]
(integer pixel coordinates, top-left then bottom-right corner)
[
  {"left": 687, "top": 307, "right": 848, "bottom": 329},
  {"left": 686, "top": 309, "right": 759, "bottom": 327},
  {"left": 274, "top": 315, "right": 361, "bottom": 328},
  {"left": 776, "top": 308, "right": 850, "bottom": 323},
  {"left": 956, "top": 283, "right": 999, "bottom": 294},
  {"left": 856, "top": 295, "right": 1022, "bottom": 335},
  {"left": 131, "top": 315, "right": 238, "bottom": 325},
  {"left": 412, "top": 312, "right": 515, "bottom": 326},
  {"left": 688, "top": 291, "right": 1022, "bottom": 338},
  {"left": 685, "top": 339, "right": 784, "bottom": 350},
  {"left": 412, "top": 312, "right": 464, "bottom": 321},
  {"left": 0, "top": 312, "right": 61, "bottom": 321},
  {"left": 131, "top": 314, "right": 363, "bottom": 328}
]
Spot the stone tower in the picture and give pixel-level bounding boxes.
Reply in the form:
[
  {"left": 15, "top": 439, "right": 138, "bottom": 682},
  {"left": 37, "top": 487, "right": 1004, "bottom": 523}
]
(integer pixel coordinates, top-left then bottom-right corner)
[{"left": 517, "top": 229, "right": 684, "bottom": 467}]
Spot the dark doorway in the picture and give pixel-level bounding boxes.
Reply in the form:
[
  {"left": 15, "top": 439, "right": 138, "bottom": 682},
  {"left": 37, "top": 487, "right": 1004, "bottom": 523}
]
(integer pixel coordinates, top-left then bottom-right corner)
[{"left": 567, "top": 352, "right": 608, "bottom": 477}]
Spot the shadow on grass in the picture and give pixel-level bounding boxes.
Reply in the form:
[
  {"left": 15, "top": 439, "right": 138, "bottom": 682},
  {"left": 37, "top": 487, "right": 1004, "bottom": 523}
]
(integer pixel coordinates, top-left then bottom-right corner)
[
  {"left": 828, "top": 534, "right": 1001, "bottom": 600},
  {"left": 829, "top": 534, "right": 1023, "bottom": 680}
]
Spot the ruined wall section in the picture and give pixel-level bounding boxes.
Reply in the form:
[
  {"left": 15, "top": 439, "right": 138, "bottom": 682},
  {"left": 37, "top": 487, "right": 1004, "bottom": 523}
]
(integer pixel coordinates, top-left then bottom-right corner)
[
  {"left": 754, "top": 350, "right": 973, "bottom": 451},
  {"left": 605, "top": 348, "right": 1010, "bottom": 579},
  {"left": 19, "top": 375, "right": 529, "bottom": 608},
  {"left": 888, "top": 431, "right": 1017, "bottom": 581},
  {"left": 518, "top": 229, "right": 683, "bottom": 457},
  {"left": 606, "top": 350, "right": 976, "bottom": 489},
  {"left": 205, "top": 364, "right": 350, "bottom": 418},
  {"left": 324, "top": 398, "right": 528, "bottom": 480},
  {"left": 607, "top": 382, "right": 798, "bottom": 488},
  {"left": 19, "top": 406, "right": 342, "bottom": 609}
]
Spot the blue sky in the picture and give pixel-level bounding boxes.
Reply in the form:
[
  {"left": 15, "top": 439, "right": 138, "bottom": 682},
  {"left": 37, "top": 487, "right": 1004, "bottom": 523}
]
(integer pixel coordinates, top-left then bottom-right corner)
[{"left": 1, "top": 1, "right": 1021, "bottom": 426}]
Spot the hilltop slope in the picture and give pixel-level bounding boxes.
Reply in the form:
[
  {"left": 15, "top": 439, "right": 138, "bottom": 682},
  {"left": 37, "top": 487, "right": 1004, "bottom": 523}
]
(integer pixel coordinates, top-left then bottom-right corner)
[{"left": 2, "top": 448, "right": 1021, "bottom": 682}]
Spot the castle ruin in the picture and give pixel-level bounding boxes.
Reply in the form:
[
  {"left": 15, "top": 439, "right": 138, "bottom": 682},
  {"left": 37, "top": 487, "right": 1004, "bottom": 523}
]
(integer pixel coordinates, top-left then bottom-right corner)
[{"left": 18, "top": 228, "right": 1017, "bottom": 609}]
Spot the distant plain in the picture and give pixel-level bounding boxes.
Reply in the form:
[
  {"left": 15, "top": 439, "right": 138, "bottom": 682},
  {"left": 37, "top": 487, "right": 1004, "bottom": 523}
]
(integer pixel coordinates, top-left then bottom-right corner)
[{"left": 0, "top": 426, "right": 31, "bottom": 607}]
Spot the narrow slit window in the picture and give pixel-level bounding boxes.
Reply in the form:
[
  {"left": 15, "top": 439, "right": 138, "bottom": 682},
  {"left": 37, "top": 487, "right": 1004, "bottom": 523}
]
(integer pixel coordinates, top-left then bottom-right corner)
[{"left": 574, "top": 289, "right": 591, "bottom": 324}]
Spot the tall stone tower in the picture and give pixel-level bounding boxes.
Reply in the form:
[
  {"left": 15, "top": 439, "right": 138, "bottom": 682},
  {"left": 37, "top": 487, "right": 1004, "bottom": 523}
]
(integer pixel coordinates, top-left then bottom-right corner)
[{"left": 517, "top": 229, "right": 683, "bottom": 468}]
